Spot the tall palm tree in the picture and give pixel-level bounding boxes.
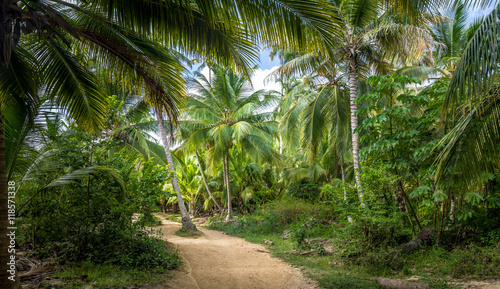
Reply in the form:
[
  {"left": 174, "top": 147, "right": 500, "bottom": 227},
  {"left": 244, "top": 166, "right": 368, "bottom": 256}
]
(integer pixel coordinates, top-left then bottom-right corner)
[
  {"left": 157, "top": 111, "right": 198, "bottom": 229},
  {"left": 269, "top": 0, "right": 435, "bottom": 201},
  {"left": 181, "top": 67, "right": 280, "bottom": 220}
]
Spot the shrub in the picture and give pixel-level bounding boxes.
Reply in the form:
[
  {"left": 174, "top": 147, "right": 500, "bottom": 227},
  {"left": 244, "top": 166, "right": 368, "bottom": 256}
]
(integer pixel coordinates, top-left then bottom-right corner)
[
  {"left": 288, "top": 182, "right": 321, "bottom": 201},
  {"left": 261, "top": 197, "right": 334, "bottom": 227}
]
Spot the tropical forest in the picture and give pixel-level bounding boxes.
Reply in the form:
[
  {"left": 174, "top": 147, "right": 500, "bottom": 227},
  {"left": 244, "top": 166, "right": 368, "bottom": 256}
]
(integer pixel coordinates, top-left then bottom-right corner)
[{"left": 1, "top": 0, "right": 499, "bottom": 288}]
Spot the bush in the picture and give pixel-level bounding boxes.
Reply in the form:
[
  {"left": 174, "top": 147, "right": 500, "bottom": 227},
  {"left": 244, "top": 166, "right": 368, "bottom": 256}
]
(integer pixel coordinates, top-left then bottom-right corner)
[
  {"left": 288, "top": 182, "right": 321, "bottom": 201},
  {"left": 261, "top": 197, "right": 335, "bottom": 227},
  {"left": 86, "top": 227, "right": 180, "bottom": 270},
  {"left": 16, "top": 130, "right": 177, "bottom": 271},
  {"left": 208, "top": 197, "right": 335, "bottom": 235},
  {"left": 324, "top": 164, "right": 412, "bottom": 250}
]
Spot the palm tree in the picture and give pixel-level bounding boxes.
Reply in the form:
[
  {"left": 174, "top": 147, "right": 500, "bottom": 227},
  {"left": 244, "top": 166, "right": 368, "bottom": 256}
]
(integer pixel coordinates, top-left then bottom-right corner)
[
  {"left": 157, "top": 111, "right": 198, "bottom": 229},
  {"left": 331, "top": 0, "right": 437, "bottom": 199},
  {"left": 398, "top": 0, "right": 483, "bottom": 80},
  {"left": 270, "top": 0, "right": 435, "bottom": 201},
  {"left": 181, "top": 67, "right": 280, "bottom": 220},
  {"left": 439, "top": 2, "right": 500, "bottom": 184}
]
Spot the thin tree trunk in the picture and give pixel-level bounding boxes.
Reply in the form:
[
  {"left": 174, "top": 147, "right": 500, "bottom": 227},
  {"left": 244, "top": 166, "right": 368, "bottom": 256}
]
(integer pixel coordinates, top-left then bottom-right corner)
[
  {"left": 348, "top": 61, "right": 362, "bottom": 201},
  {"left": 433, "top": 202, "right": 438, "bottom": 229},
  {"left": 340, "top": 155, "right": 352, "bottom": 223},
  {"left": 156, "top": 111, "right": 197, "bottom": 231},
  {"left": 438, "top": 201, "right": 446, "bottom": 243},
  {"left": 224, "top": 152, "right": 232, "bottom": 221},
  {"left": 221, "top": 156, "right": 227, "bottom": 215},
  {"left": 0, "top": 108, "right": 22, "bottom": 289},
  {"left": 397, "top": 178, "right": 422, "bottom": 231},
  {"left": 339, "top": 155, "right": 347, "bottom": 200},
  {"left": 195, "top": 150, "right": 222, "bottom": 212},
  {"left": 449, "top": 195, "right": 455, "bottom": 221}
]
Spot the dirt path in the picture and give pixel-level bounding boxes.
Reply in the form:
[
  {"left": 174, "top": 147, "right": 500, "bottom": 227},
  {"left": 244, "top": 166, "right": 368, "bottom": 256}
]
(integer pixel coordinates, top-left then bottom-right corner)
[{"left": 155, "top": 215, "right": 318, "bottom": 289}]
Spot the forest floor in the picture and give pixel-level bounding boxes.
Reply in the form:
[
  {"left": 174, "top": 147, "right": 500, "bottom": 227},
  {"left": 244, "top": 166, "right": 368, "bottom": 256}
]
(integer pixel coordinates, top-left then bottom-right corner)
[{"left": 154, "top": 213, "right": 318, "bottom": 289}]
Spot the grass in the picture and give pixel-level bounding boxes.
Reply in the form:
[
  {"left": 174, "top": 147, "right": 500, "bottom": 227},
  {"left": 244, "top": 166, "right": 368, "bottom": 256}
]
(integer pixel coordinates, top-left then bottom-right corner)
[
  {"left": 175, "top": 228, "right": 203, "bottom": 237},
  {"left": 50, "top": 262, "right": 172, "bottom": 288},
  {"left": 165, "top": 213, "right": 182, "bottom": 223}
]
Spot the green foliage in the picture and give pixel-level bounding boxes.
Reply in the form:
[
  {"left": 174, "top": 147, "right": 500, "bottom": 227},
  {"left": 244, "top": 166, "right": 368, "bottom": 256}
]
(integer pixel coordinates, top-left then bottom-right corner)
[
  {"left": 261, "top": 197, "right": 334, "bottom": 228},
  {"left": 15, "top": 124, "right": 177, "bottom": 271},
  {"left": 287, "top": 182, "right": 321, "bottom": 201},
  {"left": 208, "top": 197, "right": 334, "bottom": 235},
  {"left": 324, "top": 164, "right": 412, "bottom": 251},
  {"left": 290, "top": 226, "right": 308, "bottom": 250}
]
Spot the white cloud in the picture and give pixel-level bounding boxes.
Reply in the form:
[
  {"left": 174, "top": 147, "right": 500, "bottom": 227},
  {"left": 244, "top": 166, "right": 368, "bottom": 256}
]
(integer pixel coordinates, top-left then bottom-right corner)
[{"left": 250, "top": 67, "right": 282, "bottom": 93}]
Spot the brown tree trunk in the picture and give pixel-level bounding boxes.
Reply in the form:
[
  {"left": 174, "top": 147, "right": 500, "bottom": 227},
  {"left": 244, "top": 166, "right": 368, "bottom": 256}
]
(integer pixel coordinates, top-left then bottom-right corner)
[
  {"left": 156, "top": 111, "right": 197, "bottom": 231},
  {"left": 0, "top": 108, "right": 22, "bottom": 289},
  {"left": 397, "top": 179, "right": 422, "bottom": 232},
  {"left": 347, "top": 59, "right": 362, "bottom": 201},
  {"left": 224, "top": 152, "right": 232, "bottom": 221},
  {"left": 195, "top": 150, "right": 222, "bottom": 212}
]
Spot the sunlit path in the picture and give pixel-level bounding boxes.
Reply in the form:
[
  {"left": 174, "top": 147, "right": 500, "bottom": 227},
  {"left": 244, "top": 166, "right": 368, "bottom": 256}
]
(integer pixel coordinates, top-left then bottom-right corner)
[{"left": 156, "top": 214, "right": 317, "bottom": 289}]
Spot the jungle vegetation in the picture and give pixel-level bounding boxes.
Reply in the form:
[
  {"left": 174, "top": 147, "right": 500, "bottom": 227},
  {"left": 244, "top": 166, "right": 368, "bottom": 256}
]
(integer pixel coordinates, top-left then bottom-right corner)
[{"left": 1, "top": 0, "right": 499, "bottom": 288}]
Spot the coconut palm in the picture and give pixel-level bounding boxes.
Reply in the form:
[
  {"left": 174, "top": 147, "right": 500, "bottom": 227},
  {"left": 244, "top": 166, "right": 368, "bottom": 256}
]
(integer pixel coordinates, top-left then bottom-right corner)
[
  {"left": 181, "top": 67, "right": 280, "bottom": 220},
  {"left": 398, "top": 0, "right": 484, "bottom": 81},
  {"left": 269, "top": 0, "right": 436, "bottom": 201},
  {"left": 438, "top": 2, "right": 500, "bottom": 184}
]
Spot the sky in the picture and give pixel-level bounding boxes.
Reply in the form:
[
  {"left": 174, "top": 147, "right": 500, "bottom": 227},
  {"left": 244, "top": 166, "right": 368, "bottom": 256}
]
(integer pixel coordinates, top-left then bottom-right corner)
[{"left": 192, "top": 48, "right": 282, "bottom": 93}]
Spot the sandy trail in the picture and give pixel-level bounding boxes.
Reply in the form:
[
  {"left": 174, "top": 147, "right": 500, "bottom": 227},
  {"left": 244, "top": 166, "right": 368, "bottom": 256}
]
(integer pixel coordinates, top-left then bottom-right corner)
[{"left": 155, "top": 214, "right": 317, "bottom": 289}]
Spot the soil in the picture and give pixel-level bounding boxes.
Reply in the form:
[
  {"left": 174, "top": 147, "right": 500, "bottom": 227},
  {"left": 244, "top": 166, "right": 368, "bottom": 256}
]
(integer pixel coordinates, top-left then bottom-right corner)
[{"left": 154, "top": 214, "right": 318, "bottom": 289}]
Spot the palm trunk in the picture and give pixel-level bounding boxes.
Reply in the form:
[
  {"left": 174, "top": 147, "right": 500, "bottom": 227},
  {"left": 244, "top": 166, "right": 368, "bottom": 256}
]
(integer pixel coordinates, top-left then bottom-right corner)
[
  {"left": 224, "top": 152, "right": 232, "bottom": 221},
  {"left": 195, "top": 150, "right": 222, "bottom": 212},
  {"left": 340, "top": 155, "right": 352, "bottom": 223},
  {"left": 348, "top": 60, "right": 362, "bottom": 201},
  {"left": 339, "top": 154, "right": 346, "bottom": 200},
  {"left": 221, "top": 156, "right": 228, "bottom": 216},
  {"left": 156, "top": 111, "right": 197, "bottom": 231},
  {"left": 0, "top": 108, "right": 21, "bottom": 289}
]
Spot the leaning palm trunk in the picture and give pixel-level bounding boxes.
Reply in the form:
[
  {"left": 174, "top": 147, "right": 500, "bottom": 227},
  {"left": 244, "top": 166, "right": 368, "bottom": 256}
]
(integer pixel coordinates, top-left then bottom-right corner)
[
  {"left": 156, "top": 111, "right": 197, "bottom": 230},
  {"left": 195, "top": 150, "right": 222, "bottom": 212},
  {"left": 224, "top": 152, "right": 232, "bottom": 221},
  {"left": 0, "top": 110, "right": 22, "bottom": 289},
  {"left": 348, "top": 62, "right": 362, "bottom": 201}
]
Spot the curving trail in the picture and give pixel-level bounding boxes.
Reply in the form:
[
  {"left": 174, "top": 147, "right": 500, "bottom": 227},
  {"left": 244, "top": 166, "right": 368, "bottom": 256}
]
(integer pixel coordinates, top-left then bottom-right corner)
[{"left": 155, "top": 214, "right": 318, "bottom": 289}]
